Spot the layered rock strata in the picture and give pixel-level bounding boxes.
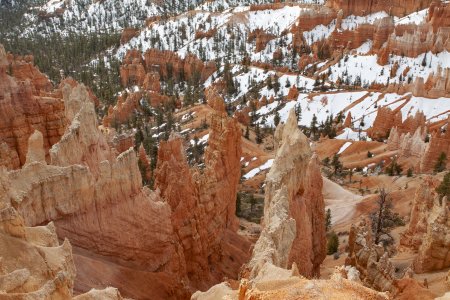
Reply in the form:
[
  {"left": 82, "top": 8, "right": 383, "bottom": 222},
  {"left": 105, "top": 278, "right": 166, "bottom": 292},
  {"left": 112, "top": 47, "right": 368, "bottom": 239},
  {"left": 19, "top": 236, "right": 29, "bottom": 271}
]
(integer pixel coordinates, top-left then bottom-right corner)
[
  {"left": 247, "top": 109, "right": 326, "bottom": 278},
  {"left": 1, "top": 79, "right": 247, "bottom": 298},
  {"left": 0, "top": 166, "right": 124, "bottom": 299},
  {"left": 401, "top": 177, "right": 450, "bottom": 273},
  {"left": 345, "top": 219, "right": 398, "bottom": 293},
  {"left": 192, "top": 110, "right": 389, "bottom": 300},
  {"left": 0, "top": 45, "right": 66, "bottom": 169}
]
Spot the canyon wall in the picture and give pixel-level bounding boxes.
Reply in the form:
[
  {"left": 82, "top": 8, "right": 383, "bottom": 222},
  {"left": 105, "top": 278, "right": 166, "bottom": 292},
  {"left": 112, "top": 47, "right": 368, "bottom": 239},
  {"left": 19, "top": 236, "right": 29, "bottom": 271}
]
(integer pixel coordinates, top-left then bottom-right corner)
[
  {"left": 389, "top": 116, "right": 450, "bottom": 172},
  {"left": 0, "top": 45, "right": 66, "bottom": 169},
  {"left": 154, "top": 88, "right": 249, "bottom": 290},
  {"left": 1, "top": 70, "right": 247, "bottom": 298},
  {"left": 326, "top": 0, "right": 434, "bottom": 17},
  {"left": 192, "top": 109, "right": 388, "bottom": 300},
  {"left": 0, "top": 166, "right": 124, "bottom": 299},
  {"left": 401, "top": 177, "right": 450, "bottom": 273}
]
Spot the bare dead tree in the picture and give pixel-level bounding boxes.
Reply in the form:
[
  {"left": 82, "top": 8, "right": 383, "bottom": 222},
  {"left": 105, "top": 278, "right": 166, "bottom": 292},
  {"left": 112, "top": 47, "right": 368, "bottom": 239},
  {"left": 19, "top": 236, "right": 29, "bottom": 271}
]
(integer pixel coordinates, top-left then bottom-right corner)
[
  {"left": 370, "top": 188, "right": 404, "bottom": 246},
  {"left": 374, "top": 188, "right": 388, "bottom": 244}
]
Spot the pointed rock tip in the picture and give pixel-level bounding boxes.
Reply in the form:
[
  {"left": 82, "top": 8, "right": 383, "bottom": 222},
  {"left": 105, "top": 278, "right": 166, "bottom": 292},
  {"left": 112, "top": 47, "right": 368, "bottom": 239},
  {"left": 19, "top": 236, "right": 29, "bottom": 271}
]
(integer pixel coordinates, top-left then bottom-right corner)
[{"left": 24, "top": 130, "right": 46, "bottom": 166}]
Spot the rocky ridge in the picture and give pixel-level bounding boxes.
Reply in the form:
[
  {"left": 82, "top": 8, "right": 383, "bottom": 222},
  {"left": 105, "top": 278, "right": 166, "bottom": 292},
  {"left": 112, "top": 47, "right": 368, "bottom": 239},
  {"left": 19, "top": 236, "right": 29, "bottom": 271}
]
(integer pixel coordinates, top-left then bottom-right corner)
[
  {"left": 0, "top": 45, "right": 66, "bottom": 169},
  {"left": 0, "top": 70, "right": 248, "bottom": 298},
  {"left": 193, "top": 110, "right": 389, "bottom": 300},
  {"left": 401, "top": 177, "right": 450, "bottom": 273},
  {"left": 247, "top": 109, "right": 326, "bottom": 278}
]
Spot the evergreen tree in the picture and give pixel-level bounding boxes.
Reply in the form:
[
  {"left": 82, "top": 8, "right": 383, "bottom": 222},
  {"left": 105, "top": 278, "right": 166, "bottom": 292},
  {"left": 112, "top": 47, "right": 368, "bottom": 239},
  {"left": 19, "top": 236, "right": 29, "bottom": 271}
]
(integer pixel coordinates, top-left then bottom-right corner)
[
  {"left": 273, "top": 74, "right": 280, "bottom": 94},
  {"left": 331, "top": 154, "right": 343, "bottom": 176},
  {"left": 310, "top": 114, "right": 318, "bottom": 139},
  {"left": 325, "top": 208, "right": 332, "bottom": 232},
  {"left": 274, "top": 111, "right": 281, "bottom": 127},
  {"left": 236, "top": 193, "right": 242, "bottom": 216},
  {"left": 436, "top": 172, "right": 450, "bottom": 203},
  {"left": 295, "top": 104, "right": 302, "bottom": 123},
  {"left": 255, "top": 124, "right": 263, "bottom": 144},
  {"left": 327, "top": 231, "right": 339, "bottom": 255},
  {"left": 434, "top": 152, "right": 447, "bottom": 173},
  {"left": 244, "top": 126, "right": 250, "bottom": 140},
  {"left": 407, "top": 168, "right": 413, "bottom": 177}
]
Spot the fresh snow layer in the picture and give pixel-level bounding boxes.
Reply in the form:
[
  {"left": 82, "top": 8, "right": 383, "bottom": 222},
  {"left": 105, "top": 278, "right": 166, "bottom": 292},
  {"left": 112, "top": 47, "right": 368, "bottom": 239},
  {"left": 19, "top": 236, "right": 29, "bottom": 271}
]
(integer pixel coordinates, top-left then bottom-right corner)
[
  {"left": 243, "top": 159, "right": 274, "bottom": 179},
  {"left": 396, "top": 9, "right": 428, "bottom": 25},
  {"left": 336, "top": 128, "right": 368, "bottom": 141},
  {"left": 337, "top": 141, "right": 352, "bottom": 154}
]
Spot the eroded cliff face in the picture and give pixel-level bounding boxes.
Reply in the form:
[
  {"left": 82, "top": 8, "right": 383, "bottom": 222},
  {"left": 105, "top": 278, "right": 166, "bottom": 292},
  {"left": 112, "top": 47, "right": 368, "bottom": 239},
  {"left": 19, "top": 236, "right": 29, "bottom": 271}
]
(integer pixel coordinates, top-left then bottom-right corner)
[
  {"left": 192, "top": 112, "right": 389, "bottom": 299},
  {"left": 104, "top": 48, "right": 216, "bottom": 126},
  {"left": 0, "top": 45, "right": 66, "bottom": 169},
  {"left": 247, "top": 109, "right": 326, "bottom": 278},
  {"left": 1, "top": 72, "right": 248, "bottom": 297},
  {"left": 326, "top": 0, "right": 434, "bottom": 18},
  {"left": 401, "top": 177, "right": 450, "bottom": 273},
  {"left": 388, "top": 116, "right": 450, "bottom": 173},
  {"left": 345, "top": 219, "right": 398, "bottom": 293},
  {"left": 154, "top": 89, "right": 249, "bottom": 290},
  {"left": 143, "top": 49, "right": 215, "bottom": 83},
  {"left": 0, "top": 167, "right": 124, "bottom": 300},
  {"left": 419, "top": 118, "right": 450, "bottom": 172},
  {"left": 7, "top": 83, "right": 186, "bottom": 289}
]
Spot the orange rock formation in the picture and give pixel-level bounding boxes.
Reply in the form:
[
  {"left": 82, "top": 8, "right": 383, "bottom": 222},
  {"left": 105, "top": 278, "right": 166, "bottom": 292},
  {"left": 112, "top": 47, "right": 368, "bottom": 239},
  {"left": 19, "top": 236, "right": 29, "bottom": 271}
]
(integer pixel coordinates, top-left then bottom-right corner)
[
  {"left": 1, "top": 76, "right": 248, "bottom": 298},
  {"left": 401, "top": 176, "right": 450, "bottom": 273},
  {"left": 326, "top": 0, "right": 434, "bottom": 17},
  {"left": 247, "top": 109, "right": 326, "bottom": 278},
  {"left": 0, "top": 45, "right": 66, "bottom": 169}
]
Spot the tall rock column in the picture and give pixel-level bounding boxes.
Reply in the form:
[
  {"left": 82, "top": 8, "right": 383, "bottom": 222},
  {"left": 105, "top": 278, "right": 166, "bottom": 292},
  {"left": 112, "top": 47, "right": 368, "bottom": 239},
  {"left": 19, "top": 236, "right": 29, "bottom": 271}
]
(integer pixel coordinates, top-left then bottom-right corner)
[
  {"left": 401, "top": 177, "right": 450, "bottom": 273},
  {"left": 248, "top": 109, "right": 326, "bottom": 278},
  {"left": 154, "top": 89, "right": 245, "bottom": 290}
]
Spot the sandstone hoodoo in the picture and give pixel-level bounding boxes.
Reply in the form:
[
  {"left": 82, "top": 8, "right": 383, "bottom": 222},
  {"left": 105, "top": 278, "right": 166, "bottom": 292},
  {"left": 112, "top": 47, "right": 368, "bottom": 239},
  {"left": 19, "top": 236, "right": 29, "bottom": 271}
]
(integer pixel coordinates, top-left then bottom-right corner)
[
  {"left": 0, "top": 45, "right": 66, "bottom": 170},
  {"left": 247, "top": 109, "right": 326, "bottom": 278},
  {"left": 401, "top": 177, "right": 450, "bottom": 273},
  {"left": 0, "top": 71, "right": 248, "bottom": 298}
]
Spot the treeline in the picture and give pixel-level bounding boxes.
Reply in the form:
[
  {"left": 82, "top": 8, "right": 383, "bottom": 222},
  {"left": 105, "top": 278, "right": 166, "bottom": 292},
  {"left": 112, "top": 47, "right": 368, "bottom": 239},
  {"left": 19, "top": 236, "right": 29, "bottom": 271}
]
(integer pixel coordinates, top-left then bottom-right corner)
[{"left": 1, "top": 31, "right": 121, "bottom": 106}]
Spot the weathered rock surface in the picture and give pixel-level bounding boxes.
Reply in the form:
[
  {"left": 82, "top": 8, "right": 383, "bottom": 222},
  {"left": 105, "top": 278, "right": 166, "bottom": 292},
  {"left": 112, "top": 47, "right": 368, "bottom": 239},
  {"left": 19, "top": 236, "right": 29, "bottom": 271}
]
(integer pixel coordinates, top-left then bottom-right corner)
[
  {"left": 247, "top": 109, "right": 326, "bottom": 278},
  {"left": 0, "top": 44, "right": 66, "bottom": 169},
  {"left": 367, "top": 106, "right": 404, "bottom": 140},
  {"left": 144, "top": 49, "right": 215, "bottom": 83},
  {"left": 119, "top": 50, "right": 146, "bottom": 87},
  {"left": 0, "top": 167, "right": 124, "bottom": 300},
  {"left": 120, "top": 28, "right": 139, "bottom": 45},
  {"left": 401, "top": 177, "right": 450, "bottom": 273},
  {"left": 419, "top": 117, "right": 450, "bottom": 172},
  {"left": 345, "top": 219, "right": 398, "bottom": 293},
  {"left": 155, "top": 89, "right": 250, "bottom": 290},
  {"left": 193, "top": 261, "right": 390, "bottom": 300},
  {"left": 326, "top": 0, "right": 434, "bottom": 17},
  {"left": 1, "top": 77, "right": 248, "bottom": 298}
]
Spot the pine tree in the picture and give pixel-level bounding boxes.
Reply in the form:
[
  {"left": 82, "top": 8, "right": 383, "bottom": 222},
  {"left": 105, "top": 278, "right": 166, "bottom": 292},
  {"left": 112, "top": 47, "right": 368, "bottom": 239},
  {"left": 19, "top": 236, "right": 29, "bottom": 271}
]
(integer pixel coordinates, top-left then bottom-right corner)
[
  {"left": 434, "top": 152, "right": 447, "bottom": 173},
  {"left": 370, "top": 188, "right": 404, "bottom": 245},
  {"left": 273, "top": 74, "right": 280, "bottom": 94},
  {"left": 236, "top": 193, "right": 242, "bottom": 216},
  {"left": 274, "top": 111, "right": 281, "bottom": 127},
  {"left": 436, "top": 172, "right": 450, "bottom": 203},
  {"left": 295, "top": 104, "right": 302, "bottom": 123},
  {"left": 255, "top": 124, "right": 263, "bottom": 144},
  {"left": 327, "top": 231, "right": 339, "bottom": 255},
  {"left": 244, "top": 126, "right": 250, "bottom": 140},
  {"left": 331, "top": 154, "right": 343, "bottom": 176},
  {"left": 421, "top": 53, "right": 427, "bottom": 67},
  {"left": 310, "top": 114, "right": 318, "bottom": 139},
  {"left": 325, "top": 208, "right": 332, "bottom": 232}
]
